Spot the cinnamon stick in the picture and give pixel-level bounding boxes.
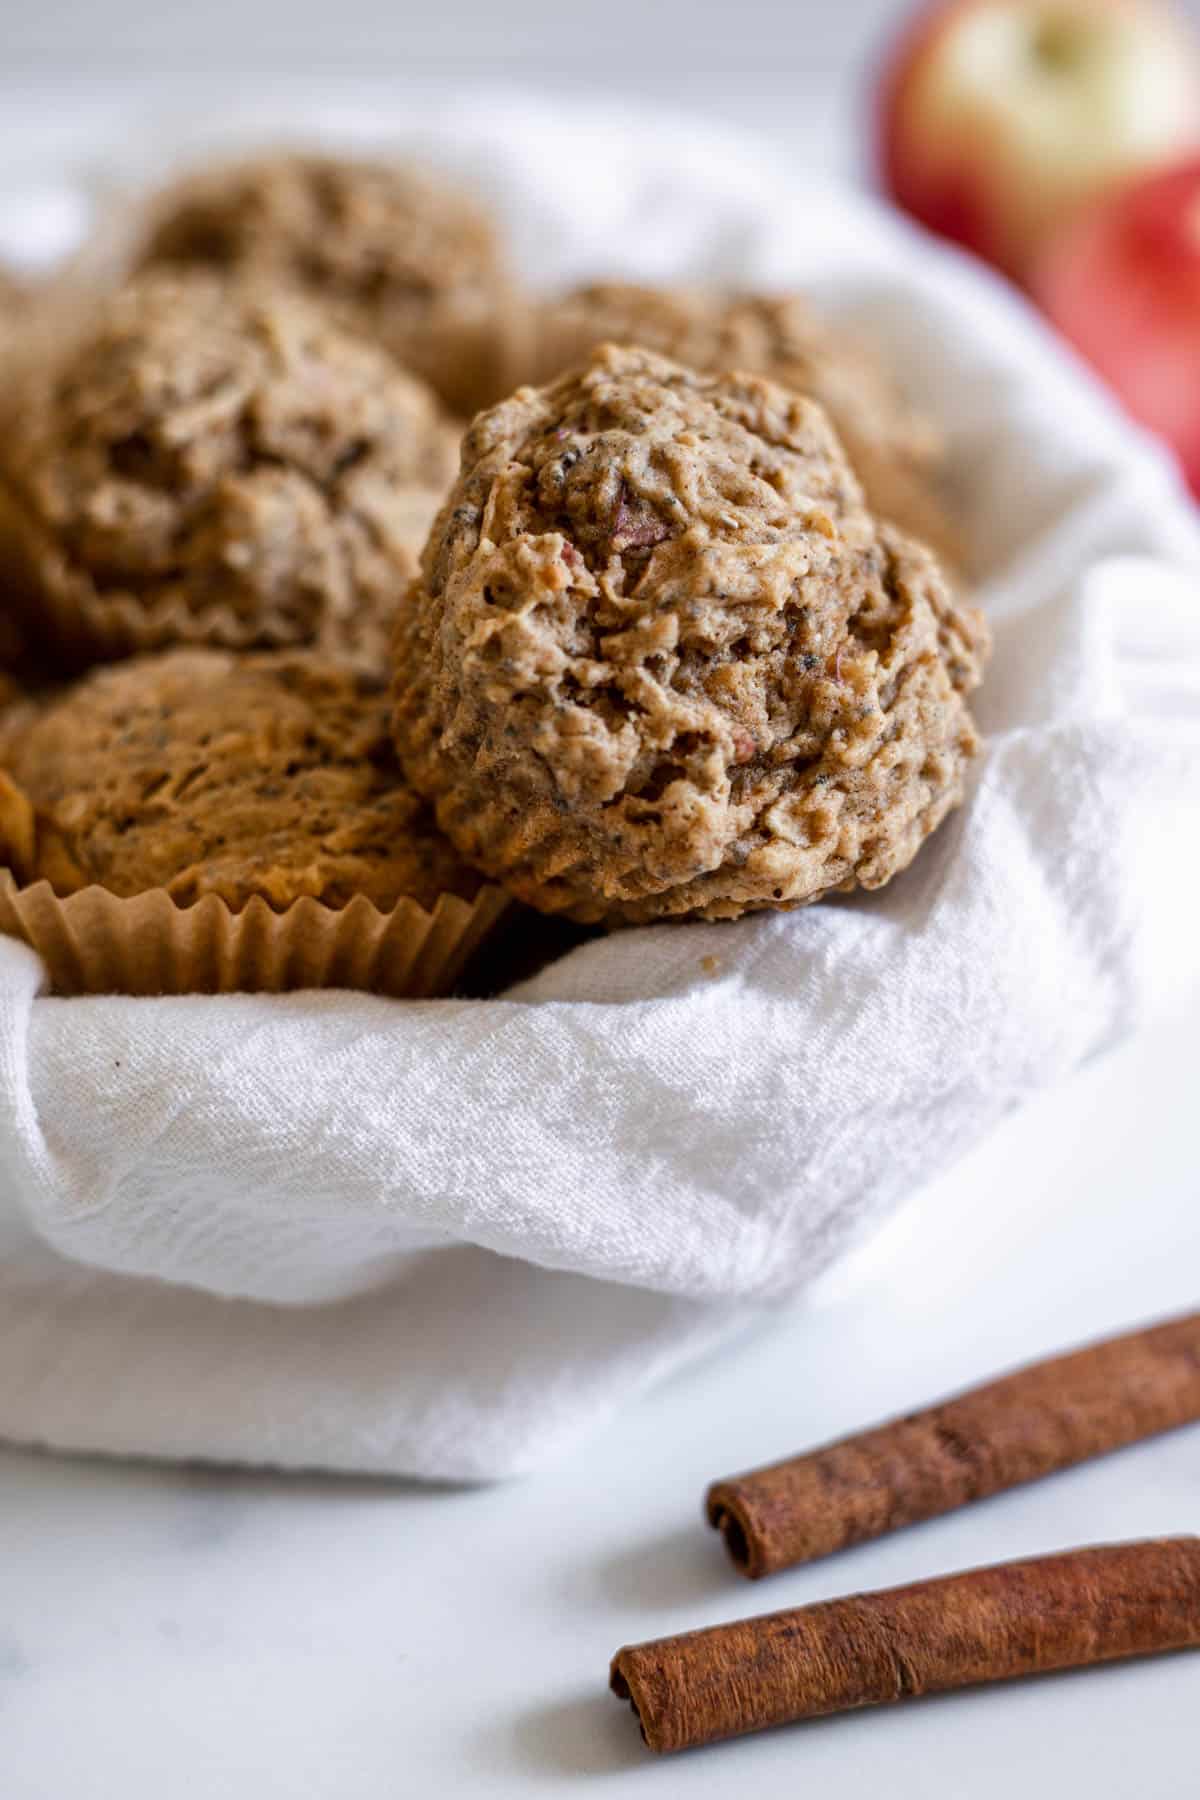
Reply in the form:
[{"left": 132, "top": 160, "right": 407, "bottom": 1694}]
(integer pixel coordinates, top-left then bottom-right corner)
[
  {"left": 610, "top": 1537, "right": 1200, "bottom": 1753},
  {"left": 707, "top": 1311, "right": 1200, "bottom": 1578}
]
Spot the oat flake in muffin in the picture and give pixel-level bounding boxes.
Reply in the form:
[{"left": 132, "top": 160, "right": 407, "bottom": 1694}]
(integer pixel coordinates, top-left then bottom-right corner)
[
  {"left": 0, "top": 648, "right": 483, "bottom": 914},
  {"left": 136, "top": 151, "right": 521, "bottom": 417},
  {"left": 0, "top": 270, "right": 458, "bottom": 669},
  {"left": 393, "top": 344, "right": 989, "bottom": 924}
]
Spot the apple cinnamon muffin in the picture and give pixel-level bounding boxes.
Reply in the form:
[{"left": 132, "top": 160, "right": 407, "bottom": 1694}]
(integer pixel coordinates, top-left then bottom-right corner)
[
  {"left": 392, "top": 344, "right": 988, "bottom": 923},
  {"left": 135, "top": 152, "right": 520, "bottom": 416},
  {"left": 532, "top": 282, "right": 962, "bottom": 568},
  {"left": 0, "top": 648, "right": 484, "bottom": 914},
  {"left": 0, "top": 270, "right": 457, "bottom": 670}
]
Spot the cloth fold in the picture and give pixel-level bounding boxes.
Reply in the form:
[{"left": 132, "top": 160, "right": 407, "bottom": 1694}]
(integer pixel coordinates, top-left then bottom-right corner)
[{"left": 1, "top": 96, "right": 1198, "bottom": 1478}]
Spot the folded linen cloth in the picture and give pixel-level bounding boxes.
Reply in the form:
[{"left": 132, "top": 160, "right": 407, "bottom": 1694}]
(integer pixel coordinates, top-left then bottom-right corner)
[{"left": 0, "top": 94, "right": 1198, "bottom": 1479}]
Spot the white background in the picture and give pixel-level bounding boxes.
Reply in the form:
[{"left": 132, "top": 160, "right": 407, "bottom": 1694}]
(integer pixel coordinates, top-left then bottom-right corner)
[
  {"left": 3, "top": 0, "right": 1198, "bottom": 66},
  {"left": 3, "top": 0, "right": 903, "bottom": 66},
  {"left": 1, "top": 3, "right": 1199, "bottom": 1795}
]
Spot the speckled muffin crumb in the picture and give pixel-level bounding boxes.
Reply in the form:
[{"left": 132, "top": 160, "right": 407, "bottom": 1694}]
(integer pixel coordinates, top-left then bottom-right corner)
[
  {"left": 0, "top": 648, "right": 483, "bottom": 914},
  {"left": 393, "top": 344, "right": 988, "bottom": 923},
  {"left": 532, "top": 282, "right": 962, "bottom": 570},
  {"left": 136, "top": 152, "right": 522, "bottom": 416},
  {"left": 0, "top": 269, "right": 458, "bottom": 668}
]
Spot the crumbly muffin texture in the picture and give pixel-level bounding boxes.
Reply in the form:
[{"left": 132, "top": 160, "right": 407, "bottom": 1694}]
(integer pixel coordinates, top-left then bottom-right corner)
[
  {"left": 136, "top": 152, "right": 520, "bottom": 416},
  {"left": 393, "top": 344, "right": 988, "bottom": 924},
  {"left": 0, "top": 270, "right": 457, "bottom": 666},
  {"left": 0, "top": 649, "right": 482, "bottom": 913},
  {"left": 532, "top": 282, "right": 962, "bottom": 568}
]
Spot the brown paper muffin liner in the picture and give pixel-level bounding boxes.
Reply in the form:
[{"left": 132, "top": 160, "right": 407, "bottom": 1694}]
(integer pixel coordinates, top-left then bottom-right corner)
[{"left": 0, "top": 870, "right": 510, "bottom": 999}]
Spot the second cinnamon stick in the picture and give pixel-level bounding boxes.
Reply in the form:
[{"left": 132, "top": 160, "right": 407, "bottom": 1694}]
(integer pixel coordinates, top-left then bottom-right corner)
[
  {"left": 611, "top": 1537, "right": 1200, "bottom": 1753},
  {"left": 706, "top": 1310, "right": 1200, "bottom": 1578}
]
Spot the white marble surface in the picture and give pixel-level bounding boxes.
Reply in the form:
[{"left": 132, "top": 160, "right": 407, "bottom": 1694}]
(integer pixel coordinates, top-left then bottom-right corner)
[{"left": 0, "top": 987, "right": 1196, "bottom": 1796}]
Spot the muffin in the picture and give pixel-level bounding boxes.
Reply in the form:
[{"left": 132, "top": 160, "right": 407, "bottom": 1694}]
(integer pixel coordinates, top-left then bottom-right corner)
[
  {"left": 392, "top": 344, "right": 988, "bottom": 924},
  {"left": 532, "top": 282, "right": 962, "bottom": 569},
  {"left": 0, "top": 649, "right": 507, "bottom": 996},
  {"left": 0, "top": 648, "right": 482, "bottom": 908},
  {"left": 0, "top": 270, "right": 458, "bottom": 669},
  {"left": 135, "top": 151, "right": 520, "bottom": 416}
]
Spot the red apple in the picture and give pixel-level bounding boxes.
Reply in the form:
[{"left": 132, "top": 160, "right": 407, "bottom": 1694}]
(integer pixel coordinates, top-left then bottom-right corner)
[
  {"left": 1033, "top": 157, "right": 1200, "bottom": 494},
  {"left": 878, "top": 0, "right": 1200, "bottom": 282}
]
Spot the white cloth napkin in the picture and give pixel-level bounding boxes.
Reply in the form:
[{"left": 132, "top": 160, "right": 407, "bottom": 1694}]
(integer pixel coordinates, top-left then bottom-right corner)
[{"left": 1, "top": 95, "right": 1198, "bottom": 1480}]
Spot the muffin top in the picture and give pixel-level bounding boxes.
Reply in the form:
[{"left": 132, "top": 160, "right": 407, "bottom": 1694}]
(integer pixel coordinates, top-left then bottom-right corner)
[
  {"left": 533, "top": 282, "right": 960, "bottom": 566},
  {"left": 393, "top": 344, "right": 988, "bottom": 923},
  {"left": 136, "top": 152, "right": 517, "bottom": 415},
  {"left": 1, "top": 270, "right": 457, "bottom": 663},
  {"left": 0, "top": 648, "right": 483, "bottom": 913}
]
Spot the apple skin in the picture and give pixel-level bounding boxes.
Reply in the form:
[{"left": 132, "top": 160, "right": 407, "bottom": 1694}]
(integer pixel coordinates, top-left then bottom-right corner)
[
  {"left": 1033, "top": 157, "right": 1200, "bottom": 494},
  {"left": 877, "top": 0, "right": 1200, "bottom": 282}
]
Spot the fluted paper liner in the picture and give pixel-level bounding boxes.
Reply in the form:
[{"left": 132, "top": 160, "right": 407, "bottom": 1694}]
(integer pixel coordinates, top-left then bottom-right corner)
[{"left": 0, "top": 870, "right": 509, "bottom": 999}]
